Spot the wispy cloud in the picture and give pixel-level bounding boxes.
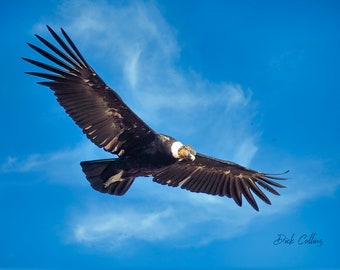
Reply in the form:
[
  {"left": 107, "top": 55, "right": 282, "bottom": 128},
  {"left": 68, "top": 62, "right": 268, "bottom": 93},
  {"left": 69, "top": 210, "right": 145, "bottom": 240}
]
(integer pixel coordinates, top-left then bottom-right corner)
[
  {"left": 4, "top": 145, "right": 337, "bottom": 250},
  {"left": 69, "top": 188, "right": 259, "bottom": 249},
  {"left": 24, "top": 0, "right": 273, "bottom": 248},
  {"left": 67, "top": 158, "right": 340, "bottom": 250},
  {"left": 1, "top": 140, "right": 108, "bottom": 185},
  {"left": 19, "top": 0, "right": 340, "bottom": 251},
  {"left": 32, "top": 0, "right": 256, "bottom": 157},
  {"left": 71, "top": 205, "right": 183, "bottom": 247}
]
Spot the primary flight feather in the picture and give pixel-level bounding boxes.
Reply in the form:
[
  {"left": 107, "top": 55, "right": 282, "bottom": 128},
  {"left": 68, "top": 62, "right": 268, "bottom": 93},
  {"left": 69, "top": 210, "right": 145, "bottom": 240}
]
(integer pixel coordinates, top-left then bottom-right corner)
[{"left": 24, "top": 25, "right": 287, "bottom": 211}]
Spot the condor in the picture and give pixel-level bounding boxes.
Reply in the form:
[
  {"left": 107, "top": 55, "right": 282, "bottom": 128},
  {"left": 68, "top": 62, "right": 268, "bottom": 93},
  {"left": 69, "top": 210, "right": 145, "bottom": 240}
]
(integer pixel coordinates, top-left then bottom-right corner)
[{"left": 24, "top": 26, "right": 287, "bottom": 211}]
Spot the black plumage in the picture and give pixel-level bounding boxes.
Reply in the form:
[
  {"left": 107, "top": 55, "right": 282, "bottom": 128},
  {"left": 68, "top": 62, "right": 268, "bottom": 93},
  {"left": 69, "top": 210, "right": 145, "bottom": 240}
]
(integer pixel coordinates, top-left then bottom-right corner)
[{"left": 24, "top": 25, "right": 287, "bottom": 211}]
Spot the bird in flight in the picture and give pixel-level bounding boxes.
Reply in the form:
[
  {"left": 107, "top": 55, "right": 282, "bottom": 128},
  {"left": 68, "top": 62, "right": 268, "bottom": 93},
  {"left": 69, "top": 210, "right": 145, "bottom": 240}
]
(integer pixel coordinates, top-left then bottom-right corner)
[{"left": 24, "top": 25, "right": 287, "bottom": 211}]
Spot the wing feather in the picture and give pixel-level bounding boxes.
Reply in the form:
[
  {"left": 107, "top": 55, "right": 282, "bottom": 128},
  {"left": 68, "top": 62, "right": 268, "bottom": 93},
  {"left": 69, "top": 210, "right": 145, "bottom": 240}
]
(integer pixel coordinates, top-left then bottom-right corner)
[
  {"left": 153, "top": 153, "right": 287, "bottom": 211},
  {"left": 218, "top": 174, "right": 230, "bottom": 197},
  {"left": 197, "top": 171, "right": 213, "bottom": 192},
  {"left": 156, "top": 170, "right": 178, "bottom": 186},
  {"left": 207, "top": 173, "right": 221, "bottom": 195},
  {"left": 24, "top": 25, "right": 155, "bottom": 155},
  {"left": 232, "top": 177, "right": 243, "bottom": 206},
  {"left": 256, "top": 180, "right": 280, "bottom": 196},
  {"left": 240, "top": 178, "right": 259, "bottom": 211},
  {"left": 246, "top": 178, "right": 271, "bottom": 205},
  {"left": 256, "top": 176, "right": 286, "bottom": 188},
  {"left": 214, "top": 174, "right": 226, "bottom": 196},
  {"left": 181, "top": 168, "right": 203, "bottom": 189}
]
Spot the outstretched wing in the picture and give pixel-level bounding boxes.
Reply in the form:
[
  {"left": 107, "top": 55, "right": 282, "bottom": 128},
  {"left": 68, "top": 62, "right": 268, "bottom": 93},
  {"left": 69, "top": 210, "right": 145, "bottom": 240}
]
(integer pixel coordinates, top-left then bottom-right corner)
[
  {"left": 23, "top": 25, "right": 155, "bottom": 155},
  {"left": 153, "top": 153, "right": 287, "bottom": 211}
]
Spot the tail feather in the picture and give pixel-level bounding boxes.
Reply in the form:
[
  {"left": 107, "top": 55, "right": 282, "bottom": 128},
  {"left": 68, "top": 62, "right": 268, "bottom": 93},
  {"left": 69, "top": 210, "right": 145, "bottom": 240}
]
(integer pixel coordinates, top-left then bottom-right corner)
[{"left": 80, "top": 159, "right": 134, "bottom": 196}]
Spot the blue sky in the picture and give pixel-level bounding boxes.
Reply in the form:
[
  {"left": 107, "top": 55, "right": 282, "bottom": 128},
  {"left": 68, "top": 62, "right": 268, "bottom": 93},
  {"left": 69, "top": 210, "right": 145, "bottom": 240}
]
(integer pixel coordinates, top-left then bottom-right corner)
[{"left": 1, "top": 0, "right": 340, "bottom": 269}]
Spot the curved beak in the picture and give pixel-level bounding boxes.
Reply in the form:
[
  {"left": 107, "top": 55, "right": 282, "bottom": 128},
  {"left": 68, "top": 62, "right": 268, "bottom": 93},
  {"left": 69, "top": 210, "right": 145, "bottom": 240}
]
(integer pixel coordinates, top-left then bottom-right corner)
[
  {"left": 185, "top": 145, "right": 196, "bottom": 161},
  {"left": 189, "top": 153, "right": 196, "bottom": 161}
]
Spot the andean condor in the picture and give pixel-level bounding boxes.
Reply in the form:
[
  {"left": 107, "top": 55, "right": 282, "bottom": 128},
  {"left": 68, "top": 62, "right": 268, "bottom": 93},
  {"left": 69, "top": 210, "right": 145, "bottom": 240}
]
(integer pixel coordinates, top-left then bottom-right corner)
[{"left": 23, "top": 25, "right": 288, "bottom": 211}]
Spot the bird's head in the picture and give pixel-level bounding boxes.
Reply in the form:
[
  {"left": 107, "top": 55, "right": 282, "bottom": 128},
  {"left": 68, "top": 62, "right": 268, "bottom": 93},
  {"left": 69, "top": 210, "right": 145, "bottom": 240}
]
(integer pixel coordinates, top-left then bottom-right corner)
[{"left": 171, "top": 141, "right": 196, "bottom": 161}]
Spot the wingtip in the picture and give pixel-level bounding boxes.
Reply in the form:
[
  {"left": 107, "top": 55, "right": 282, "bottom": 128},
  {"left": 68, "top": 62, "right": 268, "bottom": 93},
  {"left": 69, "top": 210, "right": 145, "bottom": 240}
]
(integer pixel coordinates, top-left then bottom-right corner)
[
  {"left": 265, "top": 170, "right": 290, "bottom": 179},
  {"left": 251, "top": 202, "right": 260, "bottom": 212},
  {"left": 236, "top": 199, "right": 260, "bottom": 211},
  {"left": 232, "top": 196, "right": 242, "bottom": 208},
  {"left": 46, "top": 24, "right": 58, "bottom": 36},
  {"left": 60, "top": 27, "right": 67, "bottom": 35},
  {"left": 247, "top": 197, "right": 260, "bottom": 211},
  {"left": 45, "top": 24, "right": 63, "bottom": 35},
  {"left": 22, "top": 57, "right": 31, "bottom": 63}
]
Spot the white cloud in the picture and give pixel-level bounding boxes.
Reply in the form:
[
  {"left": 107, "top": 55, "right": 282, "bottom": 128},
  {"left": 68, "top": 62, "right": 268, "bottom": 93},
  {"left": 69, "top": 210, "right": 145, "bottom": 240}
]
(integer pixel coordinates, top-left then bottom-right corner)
[
  {"left": 72, "top": 205, "right": 184, "bottom": 247},
  {"left": 30, "top": 0, "right": 259, "bottom": 162},
  {"left": 24, "top": 0, "right": 265, "bottom": 248},
  {"left": 1, "top": 140, "right": 108, "bottom": 185},
  {"left": 67, "top": 159, "right": 340, "bottom": 250},
  {"left": 34, "top": 1, "right": 254, "bottom": 143},
  {"left": 23, "top": 0, "right": 340, "bottom": 251},
  {"left": 233, "top": 138, "right": 258, "bottom": 166},
  {"left": 68, "top": 188, "right": 260, "bottom": 249},
  {"left": 124, "top": 45, "right": 142, "bottom": 88},
  {"left": 2, "top": 140, "right": 338, "bottom": 250}
]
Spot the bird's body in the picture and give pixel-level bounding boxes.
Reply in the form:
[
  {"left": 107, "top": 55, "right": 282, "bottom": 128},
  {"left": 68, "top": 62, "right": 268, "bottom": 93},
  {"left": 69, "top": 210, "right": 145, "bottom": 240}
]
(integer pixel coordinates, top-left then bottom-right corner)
[
  {"left": 81, "top": 133, "right": 182, "bottom": 195},
  {"left": 24, "top": 26, "right": 287, "bottom": 211}
]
